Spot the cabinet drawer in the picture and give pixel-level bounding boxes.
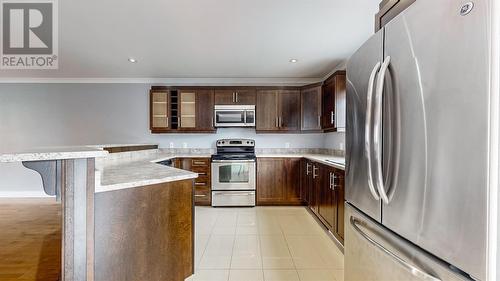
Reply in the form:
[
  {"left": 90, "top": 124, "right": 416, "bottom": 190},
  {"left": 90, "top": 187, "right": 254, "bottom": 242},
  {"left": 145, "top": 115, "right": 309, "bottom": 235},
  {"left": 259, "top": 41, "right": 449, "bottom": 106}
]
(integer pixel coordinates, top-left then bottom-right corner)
[
  {"left": 194, "top": 186, "right": 211, "bottom": 204},
  {"left": 194, "top": 180, "right": 210, "bottom": 188},
  {"left": 192, "top": 167, "right": 210, "bottom": 175},
  {"left": 191, "top": 159, "right": 209, "bottom": 166}
]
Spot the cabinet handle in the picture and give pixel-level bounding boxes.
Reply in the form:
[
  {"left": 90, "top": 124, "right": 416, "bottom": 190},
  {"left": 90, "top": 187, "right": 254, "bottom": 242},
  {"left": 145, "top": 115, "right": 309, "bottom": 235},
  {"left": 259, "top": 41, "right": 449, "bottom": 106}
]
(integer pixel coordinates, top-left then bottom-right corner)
[
  {"left": 331, "top": 111, "right": 334, "bottom": 125},
  {"left": 198, "top": 172, "right": 207, "bottom": 176},
  {"left": 194, "top": 194, "right": 207, "bottom": 197},
  {"left": 279, "top": 116, "right": 283, "bottom": 127},
  {"left": 193, "top": 161, "right": 206, "bottom": 165},
  {"left": 313, "top": 166, "right": 318, "bottom": 179},
  {"left": 318, "top": 115, "right": 321, "bottom": 127},
  {"left": 233, "top": 92, "right": 236, "bottom": 103},
  {"left": 306, "top": 163, "right": 311, "bottom": 175},
  {"left": 235, "top": 92, "right": 239, "bottom": 103},
  {"left": 276, "top": 117, "right": 279, "bottom": 128},
  {"left": 195, "top": 182, "right": 207, "bottom": 186}
]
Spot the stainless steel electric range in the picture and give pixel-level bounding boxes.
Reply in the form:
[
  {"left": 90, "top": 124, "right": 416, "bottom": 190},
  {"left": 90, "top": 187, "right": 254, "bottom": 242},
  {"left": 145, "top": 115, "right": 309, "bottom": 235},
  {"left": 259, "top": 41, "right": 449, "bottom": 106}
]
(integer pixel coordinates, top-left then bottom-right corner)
[{"left": 211, "top": 139, "right": 256, "bottom": 207}]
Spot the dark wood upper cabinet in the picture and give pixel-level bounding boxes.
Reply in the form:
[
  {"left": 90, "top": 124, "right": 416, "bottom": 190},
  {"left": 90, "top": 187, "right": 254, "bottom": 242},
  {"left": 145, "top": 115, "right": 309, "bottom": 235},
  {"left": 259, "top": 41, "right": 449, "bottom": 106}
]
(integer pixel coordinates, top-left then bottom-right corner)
[
  {"left": 214, "top": 89, "right": 256, "bottom": 105},
  {"left": 150, "top": 87, "right": 215, "bottom": 133},
  {"left": 301, "top": 85, "right": 322, "bottom": 131},
  {"left": 256, "top": 89, "right": 300, "bottom": 132},
  {"left": 322, "top": 71, "right": 346, "bottom": 132},
  {"left": 279, "top": 90, "right": 301, "bottom": 131},
  {"left": 194, "top": 89, "right": 215, "bottom": 131},
  {"left": 334, "top": 75, "right": 346, "bottom": 131},
  {"left": 375, "top": 0, "right": 415, "bottom": 32},
  {"left": 256, "top": 90, "right": 279, "bottom": 131}
]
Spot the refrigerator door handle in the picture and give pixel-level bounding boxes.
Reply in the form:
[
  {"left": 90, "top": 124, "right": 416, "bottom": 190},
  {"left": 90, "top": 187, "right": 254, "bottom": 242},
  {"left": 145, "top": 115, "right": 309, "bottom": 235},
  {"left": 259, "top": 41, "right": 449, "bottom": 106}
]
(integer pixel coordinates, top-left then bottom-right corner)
[
  {"left": 350, "top": 216, "right": 441, "bottom": 281},
  {"left": 365, "top": 61, "right": 381, "bottom": 201},
  {"left": 373, "top": 56, "right": 391, "bottom": 204}
]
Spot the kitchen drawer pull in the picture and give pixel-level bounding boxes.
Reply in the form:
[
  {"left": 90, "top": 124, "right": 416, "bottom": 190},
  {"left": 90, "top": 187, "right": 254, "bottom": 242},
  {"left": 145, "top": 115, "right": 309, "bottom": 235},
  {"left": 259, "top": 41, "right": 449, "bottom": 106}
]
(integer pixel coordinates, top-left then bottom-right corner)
[
  {"left": 198, "top": 172, "right": 207, "bottom": 176},
  {"left": 195, "top": 182, "right": 207, "bottom": 186},
  {"left": 193, "top": 161, "right": 207, "bottom": 165},
  {"left": 194, "top": 194, "right": 207, "bottom": 197},
  {"left": 350, "top": 217, "right": 441, "bottom": 281}
]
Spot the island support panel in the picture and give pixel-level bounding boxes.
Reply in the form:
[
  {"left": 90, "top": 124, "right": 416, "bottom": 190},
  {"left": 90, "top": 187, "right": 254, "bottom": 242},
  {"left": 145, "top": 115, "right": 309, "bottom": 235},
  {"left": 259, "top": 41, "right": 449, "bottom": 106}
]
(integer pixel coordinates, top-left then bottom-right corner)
[{"left": 23, "top": 158, "right": 95, "bottom": 281}]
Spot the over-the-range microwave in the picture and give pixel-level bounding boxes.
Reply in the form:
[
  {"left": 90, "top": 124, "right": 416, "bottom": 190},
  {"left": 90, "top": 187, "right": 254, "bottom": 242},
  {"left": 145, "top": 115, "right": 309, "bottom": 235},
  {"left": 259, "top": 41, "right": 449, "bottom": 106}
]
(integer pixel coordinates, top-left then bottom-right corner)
[{"left": 214, "top": 105, "right": 255, "bottom": 127}]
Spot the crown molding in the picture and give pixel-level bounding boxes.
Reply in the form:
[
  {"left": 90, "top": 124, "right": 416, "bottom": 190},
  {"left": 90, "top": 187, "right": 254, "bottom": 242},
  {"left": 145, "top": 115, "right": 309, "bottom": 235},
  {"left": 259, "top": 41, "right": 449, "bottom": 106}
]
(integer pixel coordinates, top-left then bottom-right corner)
[{"left": 0, "top": 77, "right": 323, "bottom": 86}]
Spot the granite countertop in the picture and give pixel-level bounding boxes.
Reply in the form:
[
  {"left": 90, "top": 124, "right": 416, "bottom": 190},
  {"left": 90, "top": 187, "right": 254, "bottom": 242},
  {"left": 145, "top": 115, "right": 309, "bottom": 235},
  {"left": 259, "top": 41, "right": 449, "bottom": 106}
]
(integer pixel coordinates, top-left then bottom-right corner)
[
  {"left": 0, "top": 146, "right": 109, "bottom": 162},
  {"left": 256, "top": 154, "right": 345, "bottom": 170},
  {"left": 95, "top": 152, "right": 211, "bottom": 193},
  {"left": 87, "top": 143, "right": 158, "bottom": 149}
]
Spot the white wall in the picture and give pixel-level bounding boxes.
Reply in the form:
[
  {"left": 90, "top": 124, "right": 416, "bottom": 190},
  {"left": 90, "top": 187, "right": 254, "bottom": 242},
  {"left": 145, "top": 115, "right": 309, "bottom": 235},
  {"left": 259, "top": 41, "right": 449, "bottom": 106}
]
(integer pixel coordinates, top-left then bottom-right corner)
[{"left": 0, "top": 83, "right": 332, "bottom": 196}]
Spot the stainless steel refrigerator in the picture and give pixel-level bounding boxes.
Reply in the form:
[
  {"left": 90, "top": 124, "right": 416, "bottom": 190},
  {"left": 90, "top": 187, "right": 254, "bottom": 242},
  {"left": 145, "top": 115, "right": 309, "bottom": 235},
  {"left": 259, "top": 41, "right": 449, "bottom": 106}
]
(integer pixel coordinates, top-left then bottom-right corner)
[{"left": 345, "top": 0, "right": 491, "bottom": 280}]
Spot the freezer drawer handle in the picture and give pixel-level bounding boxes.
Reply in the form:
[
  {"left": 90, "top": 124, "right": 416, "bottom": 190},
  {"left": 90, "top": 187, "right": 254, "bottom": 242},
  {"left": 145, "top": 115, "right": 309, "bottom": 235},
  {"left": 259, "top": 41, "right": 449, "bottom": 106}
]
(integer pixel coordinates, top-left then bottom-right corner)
[{"left": 350, "top": 216, "right": 441, "bottom": 281}]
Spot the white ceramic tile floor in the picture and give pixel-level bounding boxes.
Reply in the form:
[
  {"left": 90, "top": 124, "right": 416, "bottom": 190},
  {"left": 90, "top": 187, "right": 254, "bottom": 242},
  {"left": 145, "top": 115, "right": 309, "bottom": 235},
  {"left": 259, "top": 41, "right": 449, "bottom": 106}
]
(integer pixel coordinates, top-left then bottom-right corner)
[{"left": 187, "top": 206, "right": 344, "bottom": 281}]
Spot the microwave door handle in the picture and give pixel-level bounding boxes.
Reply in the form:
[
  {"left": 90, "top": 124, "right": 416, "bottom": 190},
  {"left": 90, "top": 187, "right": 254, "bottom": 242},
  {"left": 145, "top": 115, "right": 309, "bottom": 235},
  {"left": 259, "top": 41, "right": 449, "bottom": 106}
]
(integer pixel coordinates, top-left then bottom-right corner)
[
  {"left": 373, "top": 56, "right": 391, "bottom": 205},
  {"left": 365, "top": 61, "right": 381, "bottom": 201}
]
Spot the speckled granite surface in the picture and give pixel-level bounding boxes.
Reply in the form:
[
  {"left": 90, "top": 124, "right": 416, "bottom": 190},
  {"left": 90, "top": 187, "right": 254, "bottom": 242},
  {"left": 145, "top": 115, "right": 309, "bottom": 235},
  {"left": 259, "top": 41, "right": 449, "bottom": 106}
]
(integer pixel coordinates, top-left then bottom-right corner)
[{"left": 0, "top": 146, "right": 108, "bottom": 162}]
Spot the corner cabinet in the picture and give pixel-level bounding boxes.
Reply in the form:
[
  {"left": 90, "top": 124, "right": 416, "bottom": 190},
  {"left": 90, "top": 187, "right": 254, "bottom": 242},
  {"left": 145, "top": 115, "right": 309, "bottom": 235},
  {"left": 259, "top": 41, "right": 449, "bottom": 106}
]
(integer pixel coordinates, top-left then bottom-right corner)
[
  {"left": 256, "top": 157, "right": 302, "bottom": 205},
  {"left": 322, "top": 71, "right": 346, "bottom": 132},
  {"left": 150, "top": 87, "right": 216, "bottom": 133},
  {"left": 256, "top": 90, "right": 301, "bottom": 133},
  {"left": 300, "top": 84, "right": 322, "bottom": 132}
]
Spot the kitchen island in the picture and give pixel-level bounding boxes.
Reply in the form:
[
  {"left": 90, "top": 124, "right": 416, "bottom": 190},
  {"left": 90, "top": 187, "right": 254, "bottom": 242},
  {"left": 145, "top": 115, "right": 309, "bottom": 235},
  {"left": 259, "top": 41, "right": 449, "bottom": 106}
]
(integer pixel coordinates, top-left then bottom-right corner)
[{"left": 0, "top": 146, "right": 199, "bottom": 281}]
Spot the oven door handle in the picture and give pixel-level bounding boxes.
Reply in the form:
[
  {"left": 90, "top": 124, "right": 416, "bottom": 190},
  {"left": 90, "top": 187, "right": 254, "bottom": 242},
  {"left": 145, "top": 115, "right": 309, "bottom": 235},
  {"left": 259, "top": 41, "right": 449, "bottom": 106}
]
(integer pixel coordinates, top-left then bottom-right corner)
[
  {"left": 211, "top": 160, "right": 256, "bottom": 163},
  {"left": 213, "top": 192, "right": 255, "bottom": 196}
]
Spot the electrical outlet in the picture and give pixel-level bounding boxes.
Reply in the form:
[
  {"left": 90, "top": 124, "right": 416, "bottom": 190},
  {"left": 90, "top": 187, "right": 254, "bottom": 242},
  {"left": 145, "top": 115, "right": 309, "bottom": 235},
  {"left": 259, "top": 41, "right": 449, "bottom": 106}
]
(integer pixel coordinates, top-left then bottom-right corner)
[
  {"left": 182, "top": 142, "right": 188, "bottom": 149},
  {"left": 169, "top": 142, "right": 174, "bottom": 149},
  {"left": 285, "top": 142, "right": 290, "bottom": 148}
]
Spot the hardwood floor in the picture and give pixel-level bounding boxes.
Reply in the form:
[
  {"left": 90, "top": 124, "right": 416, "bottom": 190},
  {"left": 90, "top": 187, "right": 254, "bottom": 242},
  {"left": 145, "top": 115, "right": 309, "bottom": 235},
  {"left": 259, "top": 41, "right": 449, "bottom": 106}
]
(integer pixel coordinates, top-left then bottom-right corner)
[{"left": 0, "top": 199, "right": 61, "bottom": 281}]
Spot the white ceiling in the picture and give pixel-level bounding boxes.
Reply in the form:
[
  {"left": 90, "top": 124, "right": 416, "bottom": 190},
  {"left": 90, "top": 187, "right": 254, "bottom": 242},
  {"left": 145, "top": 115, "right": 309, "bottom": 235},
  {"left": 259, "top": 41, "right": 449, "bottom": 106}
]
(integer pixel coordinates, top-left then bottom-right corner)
[{"left": 0, "top": 0, "right": 379, "bottom": 83}]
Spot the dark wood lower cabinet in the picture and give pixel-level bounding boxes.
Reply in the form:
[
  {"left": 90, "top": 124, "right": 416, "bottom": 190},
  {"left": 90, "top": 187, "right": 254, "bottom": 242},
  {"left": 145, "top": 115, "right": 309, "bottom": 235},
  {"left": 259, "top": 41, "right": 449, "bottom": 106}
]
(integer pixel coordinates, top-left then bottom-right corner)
[
  {"left": 257, "top": 157, "right": 302, "bottom": 205},
  {"left": 179, "top": 157, "right": 211, "bottom": 206},
  {"left": 95, "top": 179, "right": 194, "bottom": 281},
  {"left": 318, "top": 165, "right": 336, "bottom": 230},
  {"left": 300, "top": 160, "right": 345, "bottom": 244}
]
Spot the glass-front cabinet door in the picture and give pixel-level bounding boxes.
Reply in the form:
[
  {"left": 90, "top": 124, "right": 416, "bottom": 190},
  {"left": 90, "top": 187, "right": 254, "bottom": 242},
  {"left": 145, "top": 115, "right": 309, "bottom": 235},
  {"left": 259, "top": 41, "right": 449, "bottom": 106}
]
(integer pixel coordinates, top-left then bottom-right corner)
[{"left": 150, "top": 90, "right": 169, "bottom": 131}]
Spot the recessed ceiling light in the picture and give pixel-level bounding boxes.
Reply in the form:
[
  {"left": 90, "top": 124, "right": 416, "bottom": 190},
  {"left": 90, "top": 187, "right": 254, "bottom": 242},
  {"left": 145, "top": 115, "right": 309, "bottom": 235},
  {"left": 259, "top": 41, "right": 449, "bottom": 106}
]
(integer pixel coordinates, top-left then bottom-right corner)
[
  {"left": 289, "top": 58, "right": 298, "bottom": 63},
  {"left": 128, "top": 58, "right": 137, "bottom": 63}
]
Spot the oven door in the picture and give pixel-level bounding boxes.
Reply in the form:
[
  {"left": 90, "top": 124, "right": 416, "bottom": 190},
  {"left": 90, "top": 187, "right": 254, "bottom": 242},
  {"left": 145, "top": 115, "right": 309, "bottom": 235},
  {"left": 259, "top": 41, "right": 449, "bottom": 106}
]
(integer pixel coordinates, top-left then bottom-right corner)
[{"left": 211, "top": 160, "right": 256, "bottom": 190}]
